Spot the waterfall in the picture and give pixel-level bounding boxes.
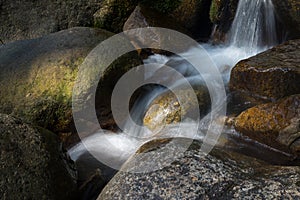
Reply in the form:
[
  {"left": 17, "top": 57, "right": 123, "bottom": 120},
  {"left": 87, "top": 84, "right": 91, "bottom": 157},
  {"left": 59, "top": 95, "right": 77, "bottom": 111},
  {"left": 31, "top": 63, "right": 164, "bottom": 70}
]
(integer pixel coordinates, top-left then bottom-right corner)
[
  {"left": 228, "top": 0, "right": 278, "bottom": 53},
  {"left": 68, "top": 0, "right": 280, "bottom": 175}
]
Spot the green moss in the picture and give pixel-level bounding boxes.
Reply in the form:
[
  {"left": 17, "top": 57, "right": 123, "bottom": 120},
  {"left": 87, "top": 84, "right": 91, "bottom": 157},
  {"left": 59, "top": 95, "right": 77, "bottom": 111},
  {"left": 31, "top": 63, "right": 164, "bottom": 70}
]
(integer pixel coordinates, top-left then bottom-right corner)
[{"left": 209, "top": 0, "right": 222, "bottom": 23}]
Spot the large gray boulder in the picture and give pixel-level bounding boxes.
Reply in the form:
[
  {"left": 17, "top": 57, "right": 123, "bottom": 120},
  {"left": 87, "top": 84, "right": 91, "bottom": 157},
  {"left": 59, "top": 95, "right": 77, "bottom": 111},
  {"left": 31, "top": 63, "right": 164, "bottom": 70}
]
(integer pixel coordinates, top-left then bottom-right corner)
[
  {"left": 0, "top": 114, "right": 77, "bottom": 200},
  {"left": 98, "top": 139, "right": 300, "bottom": 199}
]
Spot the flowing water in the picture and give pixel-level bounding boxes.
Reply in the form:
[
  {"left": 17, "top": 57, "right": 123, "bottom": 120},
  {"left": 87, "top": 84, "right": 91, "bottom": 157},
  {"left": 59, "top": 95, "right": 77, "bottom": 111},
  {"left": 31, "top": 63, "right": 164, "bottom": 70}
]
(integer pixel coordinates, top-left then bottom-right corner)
[{"left": 69, "top": 0, "right": 282, "bottom": 173}]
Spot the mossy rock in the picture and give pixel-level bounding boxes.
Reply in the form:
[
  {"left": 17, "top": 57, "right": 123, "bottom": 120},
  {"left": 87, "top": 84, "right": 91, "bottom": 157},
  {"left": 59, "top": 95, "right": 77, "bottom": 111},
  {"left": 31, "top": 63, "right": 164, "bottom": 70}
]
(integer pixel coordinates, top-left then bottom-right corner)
[
  {"left": 0, "top": 27, "right": 142, "bottom": 135},
  {"left": 209, "top": 0, "right": 239, "bottom": 42},
  {"left": 209, "top": 0, "right": 223, "bottom": 23},
  {"left": 0, "top": 114, "right": 77, "bottom": 200}
]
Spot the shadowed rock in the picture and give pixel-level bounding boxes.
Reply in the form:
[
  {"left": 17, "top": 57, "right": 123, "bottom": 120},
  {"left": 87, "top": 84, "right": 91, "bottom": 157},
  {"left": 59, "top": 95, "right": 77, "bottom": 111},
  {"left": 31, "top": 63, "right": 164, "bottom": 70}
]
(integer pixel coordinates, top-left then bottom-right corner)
[{"left": 0, "top": 114, "right": 77, "bottom": 200}]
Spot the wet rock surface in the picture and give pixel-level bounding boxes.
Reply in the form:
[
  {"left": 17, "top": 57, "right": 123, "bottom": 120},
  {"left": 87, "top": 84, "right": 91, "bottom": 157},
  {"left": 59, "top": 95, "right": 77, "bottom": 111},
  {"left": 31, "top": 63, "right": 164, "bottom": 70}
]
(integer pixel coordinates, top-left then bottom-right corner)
[
  {"left": 0, "top": 114, "right": 77, "bottom": 200},
  {"left": 143, "top": 86, "right": 210, "bottom": 132},
  {"left": 234, "top": 94, "right": 300, "bottom": 155},
  {"left": 98, "top": 139, "right": 300, "bottom": 199},
  {"left": 229, "top": 39, "right": 300, "bottom": 103}
]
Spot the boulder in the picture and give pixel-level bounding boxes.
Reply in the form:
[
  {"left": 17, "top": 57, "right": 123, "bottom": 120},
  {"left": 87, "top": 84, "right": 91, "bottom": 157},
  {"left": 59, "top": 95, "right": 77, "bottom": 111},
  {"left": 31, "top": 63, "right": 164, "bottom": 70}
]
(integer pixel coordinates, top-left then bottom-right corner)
[
  {"left": 0, "top": 0, "right": 104, "bottom": 43},
  {"left": 93, "top": 0, "right": 138, "bottom": 33},
  {"left": 0, "top": 114, "right": 77, "bottom": 200},
  {"left": 139, "top": 0, "right": 213, "bottom": 39},
  {"left": 229, "top": 39, "right": 300, "bottom": 104},
  {"left": 143, "top": 86, "right": 210, "bottom": 132},
  {"left": 0, "top": 27, "right": 141, "bottom": 135},
  {"left": 98, "top": 139, "right": 300, "bottom": 199},
  {"left": 272, "top": 0, "right": 300, "bottom": 39},
  {"left": 234, "top": 94, "right": 300, "bottom": 155},
  {"left": 123, "top": 5, "right": 193, "bottom": 54}
]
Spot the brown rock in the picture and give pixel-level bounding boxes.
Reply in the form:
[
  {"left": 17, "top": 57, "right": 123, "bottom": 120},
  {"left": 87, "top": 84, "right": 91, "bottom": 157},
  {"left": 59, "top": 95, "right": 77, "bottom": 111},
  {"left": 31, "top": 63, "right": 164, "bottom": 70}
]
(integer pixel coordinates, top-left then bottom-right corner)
[
  {"left": 123, "top": 5, "right": 194, "bottom": 54},
  {"left": 170, "top": 0, "right": 213, "bottom": 38},
  {"left": 234, "top": 94, "right": 300, "bottom": 154},
  {"left": 229, "top": 39, "right": 300, "bottom": 104},
  {"left": 143, "top": 86, "right": 210, "bottom": 132}
]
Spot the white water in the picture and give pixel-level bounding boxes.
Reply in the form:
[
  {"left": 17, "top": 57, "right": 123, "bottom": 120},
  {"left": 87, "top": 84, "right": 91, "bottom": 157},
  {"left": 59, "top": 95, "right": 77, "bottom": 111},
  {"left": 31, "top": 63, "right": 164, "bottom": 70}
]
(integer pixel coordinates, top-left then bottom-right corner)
[
  {"left": 68, "top": 0, "right": 279, "bottom": 171},
  {"left": 229, "top": 0, "right": 278, "bottom": 53}
]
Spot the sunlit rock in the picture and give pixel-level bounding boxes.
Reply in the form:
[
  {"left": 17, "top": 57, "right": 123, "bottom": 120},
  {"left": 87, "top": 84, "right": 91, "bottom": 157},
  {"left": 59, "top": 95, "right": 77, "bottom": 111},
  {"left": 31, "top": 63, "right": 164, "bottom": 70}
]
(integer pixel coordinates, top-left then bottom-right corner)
[
  {"left": 234, "top": 94, "right": 300, "bottom": 155},
  {"left": 143, "top": 86, "right": 210, "bottom": 132}
]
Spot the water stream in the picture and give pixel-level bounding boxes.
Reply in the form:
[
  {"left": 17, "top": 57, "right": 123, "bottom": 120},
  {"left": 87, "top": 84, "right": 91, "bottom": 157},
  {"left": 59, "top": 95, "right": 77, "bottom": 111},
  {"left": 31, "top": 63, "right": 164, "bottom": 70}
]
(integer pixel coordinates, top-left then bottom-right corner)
[{"left": 69, "top": 0, "right": 282, "bottom": 175}]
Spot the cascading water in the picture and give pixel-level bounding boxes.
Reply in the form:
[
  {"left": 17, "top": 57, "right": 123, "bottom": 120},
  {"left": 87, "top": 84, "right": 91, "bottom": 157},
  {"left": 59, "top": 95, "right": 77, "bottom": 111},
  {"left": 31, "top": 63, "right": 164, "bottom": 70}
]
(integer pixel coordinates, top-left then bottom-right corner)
[
  {"left": 68, "top": 0, "right": 280, "bottom": 176},
  {"left": 228, "top": 0, "right": 278, "bottom": 54},
  {"left": 202, "top": 0, "right": 278, "bottom": 82}
]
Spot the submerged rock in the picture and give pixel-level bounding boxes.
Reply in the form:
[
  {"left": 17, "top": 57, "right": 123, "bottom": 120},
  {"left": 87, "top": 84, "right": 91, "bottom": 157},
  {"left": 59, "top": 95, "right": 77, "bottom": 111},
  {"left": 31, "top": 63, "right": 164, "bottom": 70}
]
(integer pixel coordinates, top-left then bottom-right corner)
[
  {"left": 98, "top": 139, "right": 300, "bottom": 199},
  {"left": 0, "top": 27, "right": 141, "bottom": 135},
  {"left": 272, "top": 0, "right": 300, "bottom": 39},
  {"left": 0, "top": 114, "right": 77, "bottom": 200},
  {"left": 234, "top": 94, "right": 300, "bottom": 155},
  {"left": 229, "top": 39, "right": 300, "bottom": 104}
]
